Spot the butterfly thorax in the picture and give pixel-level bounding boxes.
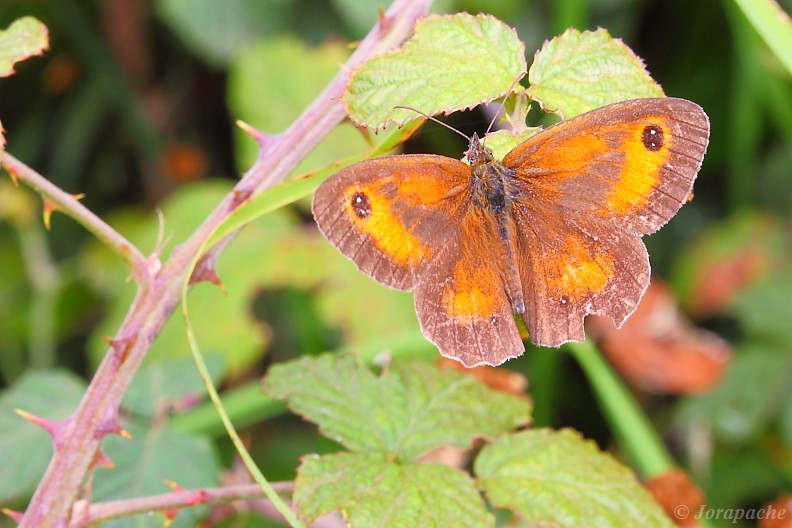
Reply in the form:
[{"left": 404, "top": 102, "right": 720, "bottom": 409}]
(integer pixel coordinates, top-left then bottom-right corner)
[{"left": 466, "top": 133, "right": 518, "bottom": 214}]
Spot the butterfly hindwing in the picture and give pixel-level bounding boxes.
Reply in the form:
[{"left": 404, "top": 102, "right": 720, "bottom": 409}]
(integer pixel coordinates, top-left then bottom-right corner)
[{"left": 414, "top": 208, "right": 525, "bottom": 366}]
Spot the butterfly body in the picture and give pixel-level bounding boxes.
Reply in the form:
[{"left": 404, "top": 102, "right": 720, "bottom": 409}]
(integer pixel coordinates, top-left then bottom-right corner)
[
  {"left": 313, "top": 98, "right": 710, "bottom": 367},
  {"left": 466, "top": 134, "right": 527, "bottom": 315}
]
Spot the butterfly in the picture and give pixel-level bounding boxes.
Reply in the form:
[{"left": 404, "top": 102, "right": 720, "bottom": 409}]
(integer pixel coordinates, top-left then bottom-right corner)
[{"left": 312, "top": 97, "right": 710, "bottom": 367}]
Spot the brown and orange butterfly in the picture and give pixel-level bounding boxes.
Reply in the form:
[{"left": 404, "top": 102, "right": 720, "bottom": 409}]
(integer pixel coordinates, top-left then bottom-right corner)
[{"left": 312, "top": 98, "right": 710, "bottom": 367}]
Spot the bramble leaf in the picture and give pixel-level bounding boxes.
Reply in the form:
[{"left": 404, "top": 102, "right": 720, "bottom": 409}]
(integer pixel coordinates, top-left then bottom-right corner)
[
  {"left": 527, "top": 28, "right": 663, "bottom": 118},
  {"left": 346, "top": 13, "right": 526, "bottom": 128},
  {"left": 476, "top": 429, "right": 674, "bottom": 527},
  {"left": 295, "top": 452, "right": 493, "bottom": 527},
  {"left": 0, "top": 17, "right": 48, "bottom": 78},
  {"left": 262, "top": 354, "right": 531, "bottom": 462}
]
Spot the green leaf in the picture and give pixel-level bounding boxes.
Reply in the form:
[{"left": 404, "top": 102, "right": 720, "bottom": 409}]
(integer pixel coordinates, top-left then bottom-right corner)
[
  {"left": 295, "top": 452, "right": 493, "bottom": 527},
  {"left": 93, "top": 419, "right": 220, "bottom": 528},
  {"left": 480, "top": 127, "right": 539, "bottom": 162},
  {"left": 262, "top": 354, "right": 531, "bottom": 461},
  {"left": 781, "top": 389, "right": 792, "bottom": 449},
  {"left": 732, "top": 0, "right": 792, "bottom": 78},
  {"left": 0, "top": 370, "right": 85, "bottom": 503},
  {"left": 346, "top": 13, "right": 526, "bottom": 128},
  {"left": 0, "top": 17, "right": 48, "bottom": 78},
  {"left": 228, "top": 35, "right": 371, "bottom": 177},
  {"left": 475, "top": 429, "right": 674, "bottom": 527},
  {"left": 675, "top": 344, "right": 792, "bottom": 444},
  {"left": 527, "top": 28, "right": 663, "bottom": 118},
  {"left": 122, "top": 355, "right": 225, "bottom": 418},
  {"left": 156, "top": 0, "right": 284, "bottom": 67}
]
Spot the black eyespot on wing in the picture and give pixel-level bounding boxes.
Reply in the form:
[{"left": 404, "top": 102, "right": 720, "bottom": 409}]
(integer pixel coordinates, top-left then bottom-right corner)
[
  {"left": 351, "top": 191, "right": 371, "bottom": 218},
  {"left": 642, "top": 125, "right": 664, "bottom": 151}
]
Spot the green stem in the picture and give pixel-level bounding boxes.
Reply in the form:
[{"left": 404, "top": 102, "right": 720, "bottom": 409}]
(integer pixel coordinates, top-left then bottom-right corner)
[
  {"left": 566, "top": 340, "right": 674, "bottom": 477},
  {"left": 732, "top": 0, "right": 792, "bottom": 77},
  {"left": 170, "top": 382, "right": 287, "bottom": 437},
  {"left": 528, "top": 347, "right": 562, "bottom": 427}
]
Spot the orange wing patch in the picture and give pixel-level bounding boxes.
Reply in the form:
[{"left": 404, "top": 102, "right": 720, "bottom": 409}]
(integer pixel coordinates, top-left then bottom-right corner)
[
  {"left": 604, "top": 118, "right": 674, "bottom": 215},
  {"left": 547, "top": 234, "right": 614, "bottom": 303},
  {"left": 341, "top": 182, "right": 430, "bottom": 267},
  {"left": 441, "top": 261, "right": 503, "bottom": 321}
]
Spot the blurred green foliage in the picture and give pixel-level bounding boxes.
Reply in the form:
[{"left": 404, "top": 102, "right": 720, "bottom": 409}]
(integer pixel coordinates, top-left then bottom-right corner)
[{"left": 1, "top": 0, "right": 792, "bottom": 526}]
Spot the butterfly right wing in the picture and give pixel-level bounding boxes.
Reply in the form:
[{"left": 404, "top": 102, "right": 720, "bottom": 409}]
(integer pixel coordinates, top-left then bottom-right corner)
[
  {"left": 502, "top": 98, "right": 708, "bottom": 347},
  {"left": 311, "top": 155, "right": 470, "bottom": 291}
]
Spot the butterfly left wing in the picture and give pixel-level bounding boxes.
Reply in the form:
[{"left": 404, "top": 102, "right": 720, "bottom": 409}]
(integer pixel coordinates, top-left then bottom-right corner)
[{"left": 503, "top": 97, "right": 709, "bottom": 346}]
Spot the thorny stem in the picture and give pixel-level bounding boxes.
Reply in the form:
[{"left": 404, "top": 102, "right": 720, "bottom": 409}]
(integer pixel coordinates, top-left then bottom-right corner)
[
  {"left": 1, "top": 152, "right": 152, "bottom": 286},
  {"left": 72, "top": 482, "right": 294, "bottom": 527},
  {"left": 13, "top": 1, "right": 431, "bottom": 526}
]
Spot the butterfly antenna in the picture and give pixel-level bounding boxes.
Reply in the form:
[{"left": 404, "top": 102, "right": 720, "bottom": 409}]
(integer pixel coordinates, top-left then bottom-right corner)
[
  {"left": 393, "top": 105, "right": 471, "bottom": 142},
  {"left": 483, "top": 75, "right": 525, "bottom": 137}
]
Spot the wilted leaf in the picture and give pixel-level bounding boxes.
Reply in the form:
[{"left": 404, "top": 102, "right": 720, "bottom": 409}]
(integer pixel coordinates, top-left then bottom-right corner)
[
  {"left": 262, "top": 354, "right": 531, "bottom": 461},
  {"left": 0, "top": 17, "right": 48, "bottom": 77},
  {"left": 670, "top": 211, "right": 784, "bottom": 317},
  {"left": 588, "top": 281, "right": 731, "bottom": 395},
  {"left": 295, "top": 452, "right": 493, "bottom": 527},
  {"left": 527, "top": 28, "right": 663, "bottom": 118},
  {"left": 644, "top": 469, "right": 705, "bottom": 528},
  {"left": 346, "top": 13, "right": 526, "bottom": 128},
  {"left": 475, "top": 429, "right": 674, "bottom": 527}
]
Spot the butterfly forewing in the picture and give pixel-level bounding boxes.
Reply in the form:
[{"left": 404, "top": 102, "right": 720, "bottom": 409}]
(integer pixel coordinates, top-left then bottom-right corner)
[
  {"left": 503, "top": 98, "right": 709, "bottom": 235},
  {"left": 312, "top": 155, "right": 471, "bottom": 290}
]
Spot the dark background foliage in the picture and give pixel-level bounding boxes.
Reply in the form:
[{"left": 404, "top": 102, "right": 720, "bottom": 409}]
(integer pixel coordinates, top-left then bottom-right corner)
[{"left": 1, "top": 0, "right": 791, "bottom": 526}]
